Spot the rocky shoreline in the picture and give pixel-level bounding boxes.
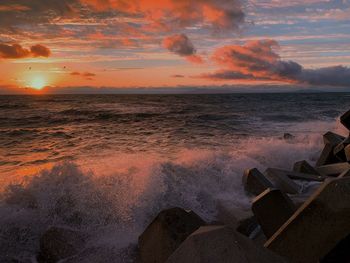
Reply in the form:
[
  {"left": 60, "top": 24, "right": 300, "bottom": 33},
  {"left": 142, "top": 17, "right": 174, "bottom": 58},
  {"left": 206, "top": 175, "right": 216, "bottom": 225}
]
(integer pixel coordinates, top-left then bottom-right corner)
[{"left": 37, "top": 109, "right": 350, "bottom": 263}]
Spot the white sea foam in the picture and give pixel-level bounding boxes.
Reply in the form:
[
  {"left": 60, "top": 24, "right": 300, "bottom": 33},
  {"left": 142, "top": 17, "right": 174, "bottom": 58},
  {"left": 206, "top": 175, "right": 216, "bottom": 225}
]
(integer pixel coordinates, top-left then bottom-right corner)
[{"left": 0, "top": 122, "right": 334, "bottom": 262}]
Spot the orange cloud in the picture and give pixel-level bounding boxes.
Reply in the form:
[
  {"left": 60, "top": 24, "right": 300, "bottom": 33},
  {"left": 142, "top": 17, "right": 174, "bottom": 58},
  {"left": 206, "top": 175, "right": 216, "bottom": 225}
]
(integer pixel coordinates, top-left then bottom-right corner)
[
  {"left": 163, "top": 34, "right": 204, "bottom": 64},
  {"left": 203, "top": 39, "right": 350, "bottom": 87},
  {"left": 79, "top": 0, "right": 245, "bottom": 31},
  {"left": 0, "top": 43, "right": 51, "bottom": 59}
]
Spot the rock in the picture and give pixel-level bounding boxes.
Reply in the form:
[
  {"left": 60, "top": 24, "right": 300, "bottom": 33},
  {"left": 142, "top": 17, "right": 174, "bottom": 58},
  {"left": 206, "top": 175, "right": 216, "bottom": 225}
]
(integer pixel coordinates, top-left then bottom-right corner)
[
  {"left": 236, "top": 216, "right": 260, "bottom": 238},
  {"left": 293, "top": 160, "right": 320, "bottom": 175},
  {"left": 265, "top": 177, "right": 350, "bottom": 263},
  {"left": 338, "top": 169, "right": 350, "bottom": 178},
  {"left": 340, "top": 109, "right": 350, "bottom": 130},
  {"left": 323, "top": 131, "right": 345, "bottom": 145},
  {"left": 283, "top": 133, "right": 295, "bottom": 140},
  {"left": 316, "top": 162, "right": 350, "bottom": 176},
  {"left": 345, "top": 144, "right": 350, "bottom": 162},
  {"left": 333, "top": 137, "right": 350, "bottom": 161},
  {"left": 269, "top": 168, "right": 325, "bottom": 182},
  {"left": 166, "top": 226, "right": 287, "bottom": 263},
  {"left": 37, "top": 227, "right": 86, "bottom": 263},
  {"left": 138, "top": 207, "right": 206, "bottom": 263},
  {"left": 242, "top": 168, "right": 274, "bottom": 196},
  {"left": 320, "top": 234, "right": 350, "bottom": 263},
  {"left": 215, "top": 200, "right": 253, "bottom": 227},
  {"left": 252, "top": 189, "right": 296, "bottom": 238},
  {"left": 316, "top": 143, "right": 339, "bottom": 167},
  {"left": 264, "top": 168, "right": 303, "bottom": 194}
]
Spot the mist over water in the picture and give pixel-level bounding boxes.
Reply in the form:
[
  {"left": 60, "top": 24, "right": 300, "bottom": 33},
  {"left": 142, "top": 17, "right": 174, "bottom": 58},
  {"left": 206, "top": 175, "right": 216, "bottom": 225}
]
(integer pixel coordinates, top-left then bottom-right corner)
[{"left": 0, "top": 93, "right": 350, "bottom": 262}]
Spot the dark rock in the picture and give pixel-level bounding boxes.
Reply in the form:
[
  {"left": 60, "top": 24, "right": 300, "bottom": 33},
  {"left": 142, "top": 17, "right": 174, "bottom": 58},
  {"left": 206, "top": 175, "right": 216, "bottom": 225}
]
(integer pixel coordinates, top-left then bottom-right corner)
[
  {"left": 340, "top": 109, "right": 350, "bottom": 130},
  {"left": 283, "top": 133, "right": 295, "bottom": 140},
  {"left": 138, "top": 207, "right": 206, "bottom": 263},
  {"left": 316, "top": 162, "right": 350, "bottom": 176},
  {"left": 264, "top": 168, "right": 302, "bottom": 194},
  {"left": 321, "top": 234, "right": 350, "bottom": 263},
  {"left": 38, "top": 227, "right": 86, "bottom": 263},
  {"left": 345, "top": 144, "right": 350, "bottom": 162},
  {"left": 236, "top": 216, "right": 260, "bottom": 238},
  {"left": 242, "top": 168, "right": 274, "bottom": 196},
  {"left": 316, "top": 143, "right": 339, "bottom": 167},
  {"left": 338, "top": 169, "right": 350, "bottom": 178},
  {"left": 293, "top": 160, "right": 320, "bottom": 175},
  {"left": 166, "top": 226, "right": 287, "bottom": 263},
  {"left": 252, "top": 189, "right": 296, "bottom": 238},
  {"left": 265, "top": 177, "right": 350, "bottom": 263},
  {"left": 334, "top": 137, "right": 350, "bottom": 161},
  {"left": 269, "top": 168, "right": 324, "bottom": 182},
  {"left": 215, "top": 200, "right": 253, "bottom": 228},
  {"left": 323, "top": 131, "right": 345, "bottom": 145}
]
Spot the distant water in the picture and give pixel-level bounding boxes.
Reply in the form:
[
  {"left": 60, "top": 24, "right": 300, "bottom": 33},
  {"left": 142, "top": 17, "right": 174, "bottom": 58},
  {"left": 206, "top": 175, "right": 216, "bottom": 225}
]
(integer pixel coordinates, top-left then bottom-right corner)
[{"left": 0, "top": 93, "right": 349, "bottom": 262}]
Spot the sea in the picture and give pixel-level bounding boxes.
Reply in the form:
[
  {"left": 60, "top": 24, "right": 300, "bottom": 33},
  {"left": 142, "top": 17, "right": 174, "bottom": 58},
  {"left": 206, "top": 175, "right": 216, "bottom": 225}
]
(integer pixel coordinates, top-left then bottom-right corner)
[{"left": 0, "top": 92, "right": 349, "bottom": 262}]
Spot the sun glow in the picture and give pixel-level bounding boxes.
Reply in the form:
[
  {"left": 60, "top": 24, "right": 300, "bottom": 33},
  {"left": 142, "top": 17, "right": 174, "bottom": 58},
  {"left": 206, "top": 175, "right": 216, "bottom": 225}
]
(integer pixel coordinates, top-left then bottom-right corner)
[{"left": 30, "top": 76, "right": 47, "bottom": 90}]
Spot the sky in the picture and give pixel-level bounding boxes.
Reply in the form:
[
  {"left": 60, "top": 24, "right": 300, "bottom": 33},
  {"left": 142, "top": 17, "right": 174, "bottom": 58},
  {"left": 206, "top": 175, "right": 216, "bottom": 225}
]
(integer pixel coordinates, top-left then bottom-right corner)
[{"left": 0, "top": 0, "right": 350, "bottom": 93}]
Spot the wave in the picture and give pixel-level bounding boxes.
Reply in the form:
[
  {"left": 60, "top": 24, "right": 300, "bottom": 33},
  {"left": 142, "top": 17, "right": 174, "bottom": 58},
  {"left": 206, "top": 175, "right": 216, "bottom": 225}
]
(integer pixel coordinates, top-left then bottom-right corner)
[{"left": 0, "top": 130, "right": 331, "bottom": 262}]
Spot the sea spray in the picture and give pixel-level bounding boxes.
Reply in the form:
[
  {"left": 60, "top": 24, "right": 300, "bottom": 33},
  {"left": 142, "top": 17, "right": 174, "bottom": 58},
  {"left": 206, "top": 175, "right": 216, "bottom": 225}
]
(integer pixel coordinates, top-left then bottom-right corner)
[{"left": 0, "top": 132, "right": 328, "bottom": 262}]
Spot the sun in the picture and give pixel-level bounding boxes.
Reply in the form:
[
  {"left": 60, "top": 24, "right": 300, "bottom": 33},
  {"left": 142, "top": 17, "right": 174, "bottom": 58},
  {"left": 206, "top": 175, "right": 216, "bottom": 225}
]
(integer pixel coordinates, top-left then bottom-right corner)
[{"left": 30, "top": 76, "right": 47, "bottom": 90}]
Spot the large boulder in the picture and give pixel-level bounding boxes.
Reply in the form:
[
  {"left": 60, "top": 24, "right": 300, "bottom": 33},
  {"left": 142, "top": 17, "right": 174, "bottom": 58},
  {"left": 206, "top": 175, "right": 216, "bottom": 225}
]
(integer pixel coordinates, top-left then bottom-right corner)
[
  {"left": 345, "top": 144, "right": 350, "bottom": 162},
  {"left": 138, "top": 207, "right": 206, "bottom": 263},
  {"left": 252, "top": 188, "right": 296, "bottom": 238},
  {"left": 293, "top": 160, "right": 320, "bottom": 175},
  {"left": 166, "top": 226, "right": 286, "bottom": 263},
  {"left": 268, "top": 168, "right": 324, "bottom": 182},
  {"left": 333, "top": 137, "right": 350, "bottom": 161},
  {"left": 323, "top": 131, "right": 345, "bottom": 145},
  {"left": 265, "top": 177, "right": 350, "bottom": 263},
  {"left": 340, "top": 109, "right": 350, "bottom": 130},
  {"left": 264, "top": 168, "right": 302, "bottom": 194},
  {"left": 316, "top": 143, "right": 339, "bottom": 167},
  {"left": 242, "top": 168, "right": 274, "bottom": 196},
  {"left": 316, "top": 162, "right": 350, "bottom": 177},
  {"left": 37, "top": 227, "right": 86, "bottom": 263}
]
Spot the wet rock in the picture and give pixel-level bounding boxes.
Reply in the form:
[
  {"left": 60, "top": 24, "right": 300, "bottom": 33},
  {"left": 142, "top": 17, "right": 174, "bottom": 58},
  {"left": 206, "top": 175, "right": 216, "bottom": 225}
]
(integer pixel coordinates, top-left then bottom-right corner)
[
  {"left": 334, "top": 137, "right": 350, "bottom": 161},
  {"left": 265, "top": 177, "right": 350, "bottom": 263},
  {"left": 37, "top": 227, "right": 86, "bottom": 263},
  {"left": 166, "top": 225, "right": 287, "bottom": 263},
  {"left": 242, "top": 168, "right": 274, "bottom": 196},
  {"left": 236, "top": 216, "right": 260, "bottom": 238},
  {"left": 340, "top": 109, "right": 350, "bottom": 130},
  {"left": 316, "top": 143, "right": 339, "bottom": 167},
  {"left": 293, "top": 160, "right": 320, "bottom": 175},
  {"left": 321, "top": 234, "right": 350, "bottom": 263},
  {"left": 323, "top": 131, "right": 345, "bottom": 146},
  {"left": 283, "top": 133, "right": 295, "bottom": 140},
  {"left": 264, "top": 168, "right": 302, "bottom": 194},
  {"left": 215, "top": 200, "right": 252, "bottom": 227},
  {"left": 138, "top": 207, "right": 206, "bottom": 263},
  {"left": 269, "top": 168, "right": 324, "bottom": 182},
  {"left": 252, "top": 189, "right": 296, "bottom": 238},
  {"left": 345, "top": 144, "right": 350, "bottom": 162},
  {"left": 316, "top": 162, "right": 350, "bottom": 177},
  {"left": 338, "top": 169, "right": 350, "bottom": 178}
]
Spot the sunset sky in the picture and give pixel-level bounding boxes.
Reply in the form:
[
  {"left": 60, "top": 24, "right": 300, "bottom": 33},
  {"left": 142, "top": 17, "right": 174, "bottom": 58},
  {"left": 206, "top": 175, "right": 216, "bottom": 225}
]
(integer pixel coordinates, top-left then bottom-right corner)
[{"left": 0, "top": 0, "right": 350, "bottom": 93}]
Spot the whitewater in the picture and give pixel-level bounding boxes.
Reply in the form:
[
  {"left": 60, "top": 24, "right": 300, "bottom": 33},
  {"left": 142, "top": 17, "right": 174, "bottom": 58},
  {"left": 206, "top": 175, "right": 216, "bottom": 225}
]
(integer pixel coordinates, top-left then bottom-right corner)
[{"left": 0, "top": 93, "right": 349, "bottom": 262}]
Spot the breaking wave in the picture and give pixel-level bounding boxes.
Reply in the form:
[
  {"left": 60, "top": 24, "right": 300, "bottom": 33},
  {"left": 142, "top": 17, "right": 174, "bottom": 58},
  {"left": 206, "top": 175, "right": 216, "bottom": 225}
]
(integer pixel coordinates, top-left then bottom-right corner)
[{"left": 0, "top": 128, "right": 335, "bottom": 262}]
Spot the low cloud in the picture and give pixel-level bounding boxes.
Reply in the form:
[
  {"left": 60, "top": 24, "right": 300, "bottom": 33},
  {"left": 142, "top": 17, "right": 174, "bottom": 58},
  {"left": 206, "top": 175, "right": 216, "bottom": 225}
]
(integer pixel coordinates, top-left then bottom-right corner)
[
  {"left": 163, "top": 34, "right": 204, "bottom": 64},
  {"left": 70, "top": 71, "right": 96, "bottom": 80},
  {"left": 0, "top": 43, "right": 51, "bottom": 59},
  {"left": 202, "top": 39, "right": 350, "bottom": 87}
]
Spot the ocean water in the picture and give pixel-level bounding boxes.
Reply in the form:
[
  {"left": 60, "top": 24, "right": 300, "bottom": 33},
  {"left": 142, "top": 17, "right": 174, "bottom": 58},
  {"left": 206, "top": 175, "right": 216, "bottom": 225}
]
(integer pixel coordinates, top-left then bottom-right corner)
[{"left": 0, "top": 92, "right": 350, "bottom": 262}]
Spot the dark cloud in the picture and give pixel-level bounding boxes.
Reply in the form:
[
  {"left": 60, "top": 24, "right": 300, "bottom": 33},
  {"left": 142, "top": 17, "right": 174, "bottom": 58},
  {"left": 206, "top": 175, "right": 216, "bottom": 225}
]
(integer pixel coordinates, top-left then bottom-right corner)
[
  {"left": 0, "top": 43, "right": 51, "bottom": 59},
  {"left": 171, "top": 74, "right": 185, "bottom": 78},
  {"left": 70, "top": 71, "right": 96, "bottom": 80},
  {"left": 203, "top": 39, "right": 350, "bottom": 87},
  {"left": 163, "top": 34, "right": 204, "bottom": 64}
]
